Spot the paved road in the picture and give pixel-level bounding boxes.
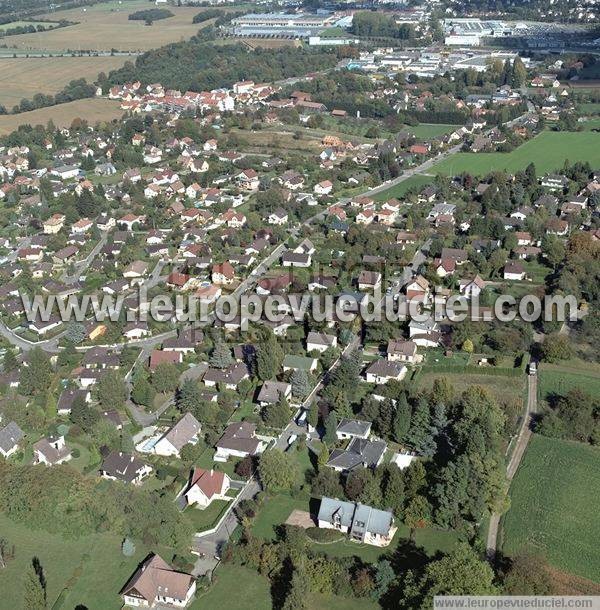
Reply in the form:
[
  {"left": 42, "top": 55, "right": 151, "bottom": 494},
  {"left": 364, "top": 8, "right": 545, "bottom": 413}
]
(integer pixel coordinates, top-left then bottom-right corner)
[
  {"left": 486, "top": 372, "right": 538, "bottom": 560},
  {"left": 61, "top": 234, "right": 108, "bottom": 284}
]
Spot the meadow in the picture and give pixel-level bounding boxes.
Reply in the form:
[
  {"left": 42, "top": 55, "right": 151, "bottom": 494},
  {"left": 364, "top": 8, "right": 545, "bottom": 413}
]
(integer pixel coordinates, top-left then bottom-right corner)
[
  {"left": 501, "top": 434, "right": 600, "bottom": 582},
  {"left": 0, "top": 56, "right": 127, "bottom": 108},
  {"left": 538, "top": 359, "right": 600, "bottom": 403},
  {"left": 3, "top": 0, "right": 212, "bottom": 53},
  {"left": 0, "top": 512, "right": 154, "bottom": 609},
  {"left": 430, "top": 131, "right": 600, "bottom": 176},
  {"left": 373, "top": 174, "right": 433, "bottom": 201},
  {"left": 192, "top": 564, "right": 380, "bottom": 610},
  {"left": 408, "top": 123, "right": 461, "bottom": 138},
  {"left": 0, "top": 97, "right": 123, "bottom": 134}
]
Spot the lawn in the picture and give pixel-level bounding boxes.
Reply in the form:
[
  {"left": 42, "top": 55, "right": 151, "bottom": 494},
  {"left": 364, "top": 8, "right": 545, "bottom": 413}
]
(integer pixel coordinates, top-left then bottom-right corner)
[
  {"left": 580, "top": 117, "right": 600, "bottom": 131},
  {"left": 251, "top": 493, "right": 310, "bottom": 540},
  {"left": 430, "top": 131, "right": 600, "bottom": 176},
  {"left": 0, "top": 98, "right": 123, "bottom": 134},
  {"left": 417, "top": 370, "right": 526, "bottom": 406},
  {"left": 579, "top": 102, "right": 600, "bottom": 114},
  {"left": 373, "top": 174, "right": 433, "bottom": 201},
  {"left": 191, "top": 565, "right": 271, "bottom": 610},
  {"left": 501, "top": 434, "right": 600, "bottom": 582},
  {"left": 186, "top": 500, "right": 231, "bottom": 533},
  {"left": 408, "top": 123, "right": 461, "bottom": 138},
  {"left": 538, "top": 359, "right": 600, "bottom": 403},
  {"left": 0, "top": 513, "right": 153, "bottom": 609}
]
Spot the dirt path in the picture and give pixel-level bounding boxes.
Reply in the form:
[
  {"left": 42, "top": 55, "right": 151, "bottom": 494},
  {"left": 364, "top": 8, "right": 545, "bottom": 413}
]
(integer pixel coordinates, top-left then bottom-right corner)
[{"left": 487, "top": 373, "right": 538, "bottom": 560}]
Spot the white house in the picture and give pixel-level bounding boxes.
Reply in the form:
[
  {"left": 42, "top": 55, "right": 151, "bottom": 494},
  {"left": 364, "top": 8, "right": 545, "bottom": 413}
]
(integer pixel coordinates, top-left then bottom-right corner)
[
  {"left": 153, "top": 413, "right": 201, "bottom": 458},
  {"left": 121, "top": 554, "right": 196, "bottom": 608},
  {"left": 181, "top": 467, "right": 231, "bottom": 509}
]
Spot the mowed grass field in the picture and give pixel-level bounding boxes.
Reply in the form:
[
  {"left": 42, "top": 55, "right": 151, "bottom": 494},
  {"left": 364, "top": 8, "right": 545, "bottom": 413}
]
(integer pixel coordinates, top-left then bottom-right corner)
[
  {"left": 431, "top": 131, "right": 600, "bottom": 176},
  {"left": 538, "top": 359, "right": 600, "bottom": 403},
  {"left": 4, "top": 0, "right": 212, "bottom": 52},
  {"left": 0, "top": 513, "right": 152, "bottom": 608},
  {"left": 0, "top": 97, "right": 123, "bottom": 134},
  {"left": 0, "top": 56, "right": 127, "bottom": 107},
  {"left": 501, "top": 434, "right": 600, "bottom": 582},
  {"left": 408, "top": 123, "right": 461, "bottom": 138},
  {"left": 373, "top": 174, "right": 432, "bottom": 201},
  {"left": 192, "top": 565, "right": 380, "bottom": 610}
]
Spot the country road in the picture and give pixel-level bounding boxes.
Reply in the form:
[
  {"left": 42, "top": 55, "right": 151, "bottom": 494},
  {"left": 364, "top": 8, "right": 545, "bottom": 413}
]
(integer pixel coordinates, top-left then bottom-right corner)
[{"left": 487, "top": 372, "right": 538, "bottom": 560}]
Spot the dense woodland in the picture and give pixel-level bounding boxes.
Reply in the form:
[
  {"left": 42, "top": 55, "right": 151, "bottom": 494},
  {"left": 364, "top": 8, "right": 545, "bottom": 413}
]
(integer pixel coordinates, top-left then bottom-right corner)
[{"left": 107, "top": 28, "right": 341, "bottom": 93}]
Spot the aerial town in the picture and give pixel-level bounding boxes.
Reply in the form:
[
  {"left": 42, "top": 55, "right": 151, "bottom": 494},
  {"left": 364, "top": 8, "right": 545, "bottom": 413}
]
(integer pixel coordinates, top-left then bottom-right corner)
[{"left": 0, "top": 0, "right": 598, "bottom": 609}]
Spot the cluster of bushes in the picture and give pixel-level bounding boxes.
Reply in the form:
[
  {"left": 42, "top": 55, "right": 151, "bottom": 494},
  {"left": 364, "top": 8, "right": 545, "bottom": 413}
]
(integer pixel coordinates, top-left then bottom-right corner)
[{"left": 128, "top": 8, "right": 173, "bottom": 22}]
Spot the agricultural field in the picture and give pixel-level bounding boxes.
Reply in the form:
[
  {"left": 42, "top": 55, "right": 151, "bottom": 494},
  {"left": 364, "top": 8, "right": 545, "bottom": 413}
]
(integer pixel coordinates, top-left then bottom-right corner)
[
  {"left": 3, "top": 0, "right": 212, "bottom": 53},
  {"left": 538, "top": 359, "right": 600, "bottom": 403},
  {"left": 0, "top": 20, "right": 59, "bottom": 31},
  {"left": 0, "top": 56, "right": 127, "bottom": 108},
  {"left": 430, "top": 131, "right": 600, "bottom": 176},
  {"left": 0, "top": 97, "right": 123, "bottom": 134},
  {"left": 0, "top": 513, "right": 154, "bottom": 609},
  {"left": 501, "top": 434, "right": 600, "bottom": 582},
  {"left": 373, "top": 174, "right": 433, "bottom": 201}
]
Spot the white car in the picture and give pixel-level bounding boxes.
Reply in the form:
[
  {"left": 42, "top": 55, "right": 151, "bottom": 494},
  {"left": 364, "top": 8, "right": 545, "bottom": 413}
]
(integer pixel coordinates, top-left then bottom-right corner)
[{"left": 287, "top": 434, "right": 298, "bottom": 446}]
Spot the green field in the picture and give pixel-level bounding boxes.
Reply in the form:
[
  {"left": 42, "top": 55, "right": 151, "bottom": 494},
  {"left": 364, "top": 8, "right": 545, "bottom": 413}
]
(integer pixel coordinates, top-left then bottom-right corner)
[
  {"left": 193, "top": 565, "right": 380, "bottom": 610},
  {"left": 408, "top": 123, "right": 460, "bottom": 138},
  {"left": 417, "top": 370, "right": 526, "bottom": 406},
  {"left": 579, "top": 102, "right": 600, "bottom": 115},
  {"left": 373, "top": 174, "right": 433, "bottom": 201},
  {"left": 0, "top": 513, "right": 153, "bottom": 609},
  {"left": 431, "top": 131, "right": 600, "bottom": 176},
  {"left": 538, "top": 359, "right": 600, "bottom": 402},
  {"left": 580, "top": 117, "right": 600, "bottom": 131},
  {"left": 501, "top": 434, "right": 600, "bottom": 582}
]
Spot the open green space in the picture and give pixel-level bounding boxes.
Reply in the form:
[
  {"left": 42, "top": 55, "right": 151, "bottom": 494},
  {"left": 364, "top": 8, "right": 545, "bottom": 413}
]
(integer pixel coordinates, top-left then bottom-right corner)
[
  {"left": 538, "top": 359, "right": 600, "bottom": 402},
  {"left": 186, "top": 499, "right": 230, "bottom": 533},
  {"left": 251, "top": 491, "right": 459, "bottom": 563},
  {"left": 0, "top": 513, "right": 152, "bottom": 609},
  {"left": 501, "top": 434, "right": 600, "bottom": 582},
  {"left": 430, "top": 131, "right": 600, "bottom": 176},
  {"left": 580, "top": 117, "right": 600, "bottom": 131},
  {"left": 408, "top": 123, "right": 461, "bottom": 138},
  {"left": 192, "top": 564, "right": 379, "bottom": 610},
  {"left": 578, "top": 102, "right": 600, "bottom": 114},
  {"left": 373, "top": 174, "right": 432, "bottom": 201}
]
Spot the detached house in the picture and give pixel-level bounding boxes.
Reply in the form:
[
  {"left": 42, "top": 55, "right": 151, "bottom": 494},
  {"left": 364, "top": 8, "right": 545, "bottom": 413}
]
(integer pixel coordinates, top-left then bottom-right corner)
[
  {"left": 307, "top": 331, "right": 337, "bottom": 353},
  {"left": 386, "top": 339, "right": 418, "bottom": 364},
  {"left": 181, "top": 467, "right": 232, "bottom": 510},
  {"left": 318, "top": 497, "right": 397, "bottom": 547},
  {"left": 0, "top": 421, "right": 24, "bottom": 458},
  {"left": 153, "top": 413, "right": 201, "bottom": 458},
  {"left": 100, "top": 451, "right": 152, "bottom": 485},
  {"left": 212, "top": 261, "right": 235, "bottom": 285},
  {"left": 214, "top": 421, "right": 265, "bottom": 462},
  {"left": 365, "top": 360, "right": 407, "bottom": 384},
  {"left": 503, "top": 261, "right": 526, "bottom": 281},
  {"left": 120, "top": 554, "right": 196, "bottom": 608},
  {"left": 33, "top": 435, "right": 71, "bottom": 466}
]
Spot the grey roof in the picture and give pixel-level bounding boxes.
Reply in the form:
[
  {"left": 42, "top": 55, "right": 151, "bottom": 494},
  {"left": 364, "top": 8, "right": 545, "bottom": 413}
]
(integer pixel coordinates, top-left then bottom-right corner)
[
  {"left": 318, "top": 497, "right": 395, "bottom": 539},
  {"left": 257, "top": 381, "right": 290, "bottom": 404},
  {"left": 351, "top": 503, "right": 395, "bottom": 537},
  {"left": 327, "top": 437, "right": 386, "bottom": 471},
  {"left": 318, "top": 496, "right": 355, "bottom": 529},
  {"left": 100, "top": 451, "right": 148, "bottom": 483},
  {"left": 0, "top": 421, "right": 24, "bottom": 454},
  {"left": 336, "top": 418, "right": 371, "bottom": 437},
  {"left": 158, "top": 413, "right": 201, "bottom": 451}
]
